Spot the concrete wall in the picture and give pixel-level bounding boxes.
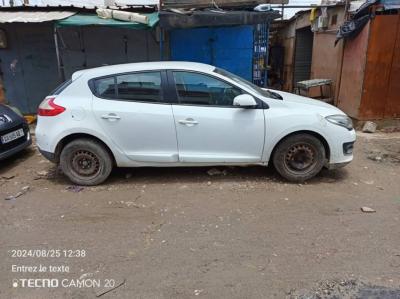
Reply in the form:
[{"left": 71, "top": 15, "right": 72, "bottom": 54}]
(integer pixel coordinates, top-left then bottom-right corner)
[
  {"left": 310, "top": 6, "right": 346, "bottom": 101},
  {"left": 277, "top": 6, "right": 346, "bottom": 100}
]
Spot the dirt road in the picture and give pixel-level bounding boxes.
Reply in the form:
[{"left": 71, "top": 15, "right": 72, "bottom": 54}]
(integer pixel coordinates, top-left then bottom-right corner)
[{"left": 1, "top": 132, "right": 399, "bottom": 298}]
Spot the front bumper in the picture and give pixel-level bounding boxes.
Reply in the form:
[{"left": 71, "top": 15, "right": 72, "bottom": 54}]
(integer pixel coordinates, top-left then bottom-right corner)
[
  {"left": 326, "top": 161, "right": 351, "bottom": 170},
  {"left": 0, "top": 132, "right": 32, "bottom": 160},
  {"left": 325, "top": 126, "right": 356, "bottom": 165}
]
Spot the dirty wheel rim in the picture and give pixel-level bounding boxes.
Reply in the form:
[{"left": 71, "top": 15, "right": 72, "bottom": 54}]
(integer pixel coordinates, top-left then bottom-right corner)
[
  {"left": 284, "top": 143, "right": 317, "bottom": 173},
  {"left": 71, "top": 150, "right": 101, "bottom": 178}
]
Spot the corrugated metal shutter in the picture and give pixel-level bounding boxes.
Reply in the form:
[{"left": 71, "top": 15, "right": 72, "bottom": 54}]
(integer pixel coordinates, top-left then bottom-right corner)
[
  {"left": 170, "top": 26, "right": 253, "bottom": 81},
  {"left": 293, "top": 26, "right": 313, "bottom": 87}
]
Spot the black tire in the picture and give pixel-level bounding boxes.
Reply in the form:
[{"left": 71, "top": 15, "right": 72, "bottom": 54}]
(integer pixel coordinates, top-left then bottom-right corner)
[
  {"left": 60, "top": 138, "right": 113, "bottom": 186},
  {"left": 272, "top": 134, "right": 326, "bottom": 182}
]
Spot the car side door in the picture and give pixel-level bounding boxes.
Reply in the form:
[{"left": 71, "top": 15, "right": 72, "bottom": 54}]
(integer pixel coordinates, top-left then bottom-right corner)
[
  {"left": 91, "top": 70, "right": 179, "bottom": 163},
  {"left": 168, "top": 70, "right": 265, "bottom": 163}
]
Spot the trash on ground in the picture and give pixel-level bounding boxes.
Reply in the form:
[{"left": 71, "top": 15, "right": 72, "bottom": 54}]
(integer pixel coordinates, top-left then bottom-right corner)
[
  {"left": 36, "top": 170, "right": 49, "bottom": 177},
  {"left": 66, "top": 185, "right": 84, "bottom": 193},
  {"left": 361, "top": 206, "right": 376, "bottom": 213},
  {"left": 362, "top": 121, "right": 377, "bottom": 133},
  {"left": 194, "top": 289, "right": 204, "bottom": 296},
  {"left": 207, "top": 168, "right": 227, "bottom": 176},
  {"left": 4, "top": 185, "right": 31, "bottom": 201}
]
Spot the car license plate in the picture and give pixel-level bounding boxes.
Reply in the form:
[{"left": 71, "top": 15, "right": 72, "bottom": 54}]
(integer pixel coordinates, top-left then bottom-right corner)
[{"left": 1, "top": 128, "right": 25, "bottom": 144}]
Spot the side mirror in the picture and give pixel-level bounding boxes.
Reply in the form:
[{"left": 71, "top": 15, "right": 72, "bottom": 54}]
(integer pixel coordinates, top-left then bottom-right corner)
[{"left": 233, "top": 94, "right": 257, "bottom": 108}]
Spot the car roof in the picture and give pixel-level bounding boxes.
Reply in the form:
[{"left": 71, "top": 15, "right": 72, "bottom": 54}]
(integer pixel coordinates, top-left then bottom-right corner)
[{"left": 73, "top": 61, "right": 216, "bottom": 80}]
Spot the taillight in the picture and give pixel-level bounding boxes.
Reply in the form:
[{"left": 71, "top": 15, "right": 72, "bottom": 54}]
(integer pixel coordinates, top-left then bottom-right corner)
[{"left": 38, "top": 97, "right": 66, "bottom": 116}]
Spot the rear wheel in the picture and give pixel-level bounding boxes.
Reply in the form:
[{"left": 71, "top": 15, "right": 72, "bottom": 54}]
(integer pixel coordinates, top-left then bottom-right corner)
[
  {"left": 60, "top": 139, "right": 113, "bottom": 186},
  {"left": 272, "top": 134, "right": 326, "bottom": 182}
]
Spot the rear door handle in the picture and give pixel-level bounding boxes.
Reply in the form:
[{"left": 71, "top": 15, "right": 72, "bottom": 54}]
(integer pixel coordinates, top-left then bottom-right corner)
[
  {"left": 178, "top": 118, "right": 199, "bottom": 126},
  {"left": 101, "top": 113, "right": 121, "bottom": 120}
]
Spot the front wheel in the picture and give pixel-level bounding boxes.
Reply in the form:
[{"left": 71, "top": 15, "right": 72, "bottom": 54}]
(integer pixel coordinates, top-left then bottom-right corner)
[
  {"left": 272, "top": 134, "right": 326, "bottom": 182},
  {"left": 60, "top": 139, "right": 113, "bottom": 186}
]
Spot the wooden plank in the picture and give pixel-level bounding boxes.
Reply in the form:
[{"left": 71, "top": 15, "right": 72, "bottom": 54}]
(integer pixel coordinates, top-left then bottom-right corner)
[
  {"left": 384, "top": 14, "right": 400, "bottom": 118},
  {"left": 359, "top": 15, "right": 399, "bottom": 119},
  {"left": 162, "top": 0, "right": 288, "bottom": 9}
]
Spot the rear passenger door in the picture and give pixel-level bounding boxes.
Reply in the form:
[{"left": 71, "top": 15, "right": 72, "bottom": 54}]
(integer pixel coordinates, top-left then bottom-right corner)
[{"left": 91, "top": 71, "right": 179, "bottom": 163}]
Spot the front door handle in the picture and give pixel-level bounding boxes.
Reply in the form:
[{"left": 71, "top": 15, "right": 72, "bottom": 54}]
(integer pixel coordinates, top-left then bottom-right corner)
[
  {"left": 178, "top": 118, "right": 199, "bottom": 126},
  {"left": 101, "top": 113, "right": 121, "bottom": 120}
]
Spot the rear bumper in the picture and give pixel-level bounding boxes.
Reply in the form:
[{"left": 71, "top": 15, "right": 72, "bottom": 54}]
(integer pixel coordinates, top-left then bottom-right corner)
[
  {"left": 38, "top": 148, "right": 57, "bottom": 163},
  {"left": 0, "top": 133, "right": 32, "bottom": 160}
]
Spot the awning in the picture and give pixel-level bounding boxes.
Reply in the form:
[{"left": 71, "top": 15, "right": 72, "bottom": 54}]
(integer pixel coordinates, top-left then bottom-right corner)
[
  {"left": 159, "top": 10, "right": 281, "bottom": 29},
  {"left": 0, "top": 11, "right": 76, "bottom": 23},
  {"left": 56, "top": 12, "right": 159, "bottom": 29}
]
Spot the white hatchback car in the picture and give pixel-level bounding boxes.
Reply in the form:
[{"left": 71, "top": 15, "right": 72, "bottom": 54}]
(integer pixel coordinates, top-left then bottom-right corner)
[{"left": 36, "top": 62, "right": 355, "bottom": 185}]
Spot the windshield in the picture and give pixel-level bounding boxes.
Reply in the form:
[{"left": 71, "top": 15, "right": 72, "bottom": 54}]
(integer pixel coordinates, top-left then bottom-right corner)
[{"left": 214, "top": 68, "right": 281, "bottom": 100}]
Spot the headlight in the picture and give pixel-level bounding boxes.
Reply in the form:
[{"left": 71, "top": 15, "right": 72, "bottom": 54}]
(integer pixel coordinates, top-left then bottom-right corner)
[{"left": 325, "top": 115, "right": 353, "bottom": 130}]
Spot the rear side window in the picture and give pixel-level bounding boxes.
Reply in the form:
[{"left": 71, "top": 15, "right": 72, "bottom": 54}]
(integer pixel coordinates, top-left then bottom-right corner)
[
  {"left": 93, "top": 72, "right": 162, "bottom": 103},
  {"left": 94, "top": 77, "right": 117, "bottom": 99},
  {"left": 50, "top": 79, "right": 72, "bottom": 95},
  {"left": 116, "top": 72, "right": 161, "bottom": 102}
]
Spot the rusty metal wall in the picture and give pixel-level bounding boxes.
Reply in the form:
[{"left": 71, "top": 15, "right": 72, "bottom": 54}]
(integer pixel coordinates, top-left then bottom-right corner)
[
  {"left": 337, "top": 21, "right": 370, "bottom": 118},
  {"left": 384, "top": 14, "right": 400, "bottom": 118},
  {"left": 360, "top": 14, "right": 400, "bottom": 119}
]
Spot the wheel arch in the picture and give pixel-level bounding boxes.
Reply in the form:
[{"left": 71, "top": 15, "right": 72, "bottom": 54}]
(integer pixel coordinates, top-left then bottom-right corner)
[
  {"left": 54, "top": 133, "right": 117, "bottom": 165},
  {"left": 270, "top": 130, "right": 331, "bottom": 162}
]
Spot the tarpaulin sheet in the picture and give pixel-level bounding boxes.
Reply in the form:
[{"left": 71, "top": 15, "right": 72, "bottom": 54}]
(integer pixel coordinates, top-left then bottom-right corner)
[
  {"left": 0, "top": 11, "right": 76, "bottom": 23},
  {"left": 56, "top": 12, "right": 159, "bottom": 29},
  {"left": 382, "top": 0, "right": 400, "bottom": 10},
  {"left": 336, "top": 0, "right": 400, "bottom": 45}
]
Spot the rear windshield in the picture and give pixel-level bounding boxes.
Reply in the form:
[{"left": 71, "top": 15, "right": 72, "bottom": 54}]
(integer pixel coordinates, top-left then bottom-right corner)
[{"left": 50, "top": 79, "right": 72, "bottom": 95}]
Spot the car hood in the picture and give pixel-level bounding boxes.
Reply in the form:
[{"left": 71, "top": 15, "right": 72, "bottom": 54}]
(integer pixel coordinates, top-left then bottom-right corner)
[
  {"left": 265, "top": 89, "right": 346, "bottom": 116},
  {"left": 0, "top": 104, "right": 24, "bottom": 131}
]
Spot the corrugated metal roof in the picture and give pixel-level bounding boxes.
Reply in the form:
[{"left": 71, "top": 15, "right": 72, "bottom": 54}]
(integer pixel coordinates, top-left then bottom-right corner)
[
  {"left": 0, "top": 11, "right": 76, "bottom": 23},
  {"left": 0, "top": 3, "right": 157, "bottom": 10}
]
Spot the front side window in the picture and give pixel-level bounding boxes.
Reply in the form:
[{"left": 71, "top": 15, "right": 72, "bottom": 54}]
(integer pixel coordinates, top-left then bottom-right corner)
[
  {"left": 173, "top": 71, "right": 242, "bottom": 106},
  {"left": 93, "top": 71, "right": 162, "bottom": 103},
  {"left": 214, "top": 68, "right": 282, "bottom": 100}
]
